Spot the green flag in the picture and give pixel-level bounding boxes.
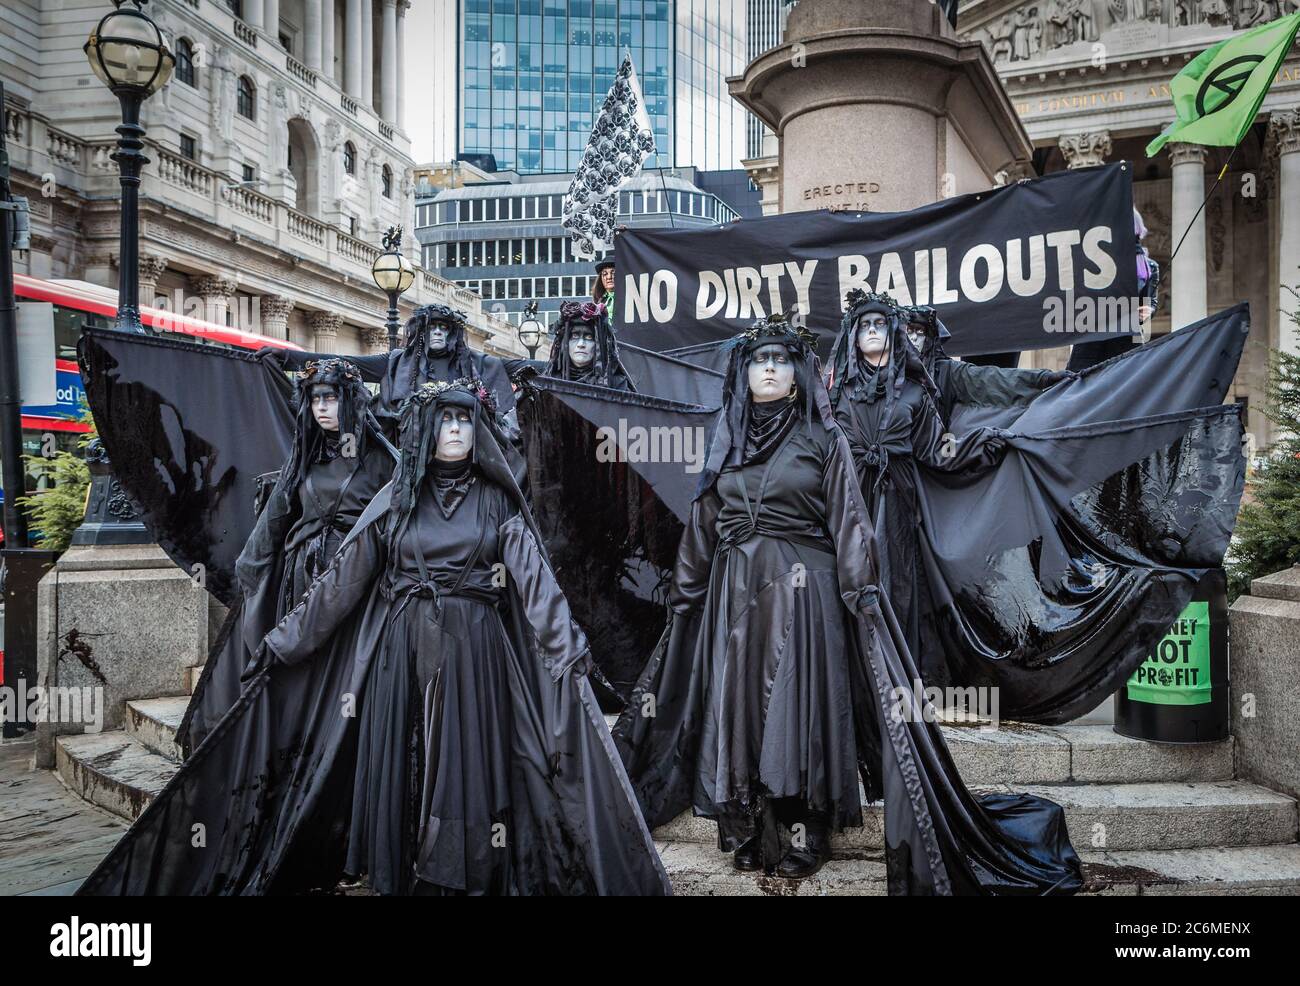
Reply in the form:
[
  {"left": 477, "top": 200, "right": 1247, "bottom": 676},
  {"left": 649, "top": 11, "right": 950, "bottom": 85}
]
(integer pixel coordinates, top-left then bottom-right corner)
[{"left": 1146, "top": 11, "right": 1300, "bottom": 157}]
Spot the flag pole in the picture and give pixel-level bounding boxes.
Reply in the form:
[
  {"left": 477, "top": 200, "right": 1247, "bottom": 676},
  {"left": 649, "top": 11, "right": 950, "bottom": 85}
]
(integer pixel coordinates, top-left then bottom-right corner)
[{"left": 1168, "top": 142, "right": 1240, "bottom": 263}]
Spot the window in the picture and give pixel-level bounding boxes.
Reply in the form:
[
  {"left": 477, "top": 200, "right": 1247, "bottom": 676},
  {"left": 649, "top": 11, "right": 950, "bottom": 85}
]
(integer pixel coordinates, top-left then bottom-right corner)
[
  {"left": 381, "top": 165, "right": 392, "bottom": 198},
  {"left": 343, "top": 141, "right": 356, "bottom": 175},
  {"left": 241, "top": 163, "right": 256, "bottom": 183},
  {"left": 349, "top": 216, "right": 359, "bottom": 238},
  {"left": 179, "top": 134, "right": 197, "bottom": 160},
  {"left": 176, "top": 38, "right": 196, "bottom": 87},
  {"left": 236, "top": 76, "right": 255, "bottom": 119},
  {"left": 225, "top": 0, "right": 243, "bottom": 17}
]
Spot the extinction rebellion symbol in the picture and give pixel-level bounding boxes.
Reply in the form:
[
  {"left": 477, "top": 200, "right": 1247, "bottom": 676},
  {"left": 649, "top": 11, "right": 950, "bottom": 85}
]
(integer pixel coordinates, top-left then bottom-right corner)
[{"left": 1195, "top": 55, "right": 1265, "bottom": 117}]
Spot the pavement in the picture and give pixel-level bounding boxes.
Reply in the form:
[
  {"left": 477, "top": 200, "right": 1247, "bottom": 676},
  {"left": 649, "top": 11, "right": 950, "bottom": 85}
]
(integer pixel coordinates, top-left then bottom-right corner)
[{"left": 0, "top": 733, "right": 125, "bottom": 896}]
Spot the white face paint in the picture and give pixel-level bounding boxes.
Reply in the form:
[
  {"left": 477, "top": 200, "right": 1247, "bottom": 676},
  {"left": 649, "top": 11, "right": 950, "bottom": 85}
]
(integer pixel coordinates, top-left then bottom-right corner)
[
  {"left": 600, "top": 267, "right": 615, "bottom": 290},
  {"left": 435, "top": 407, "right": 474, "bottom": 462},
  {"left": 309, "top": 384, "right": 340, "bottom": 432},
  {"left": 568, "top": 324, "right": 597, "bottom": 368},
  {"left": 427, "top": 323, "right": 450, "bottom": 354},
  {"left": 747, "top": 343, "right": 795, "bottom": 402},
  {"left": 906, "top": 323, "right": 927, "bottom": 352},
  {"left": 855, "top": 312, "right": 891, "bottom": 366}
]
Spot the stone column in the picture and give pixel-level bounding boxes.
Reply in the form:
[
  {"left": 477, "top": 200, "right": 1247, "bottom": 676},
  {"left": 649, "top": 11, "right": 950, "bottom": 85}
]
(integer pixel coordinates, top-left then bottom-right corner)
[
  {"left": 137, "top": 253, "right": 168, "bottom": 307},
  {"left": 345, "top": 0, "right": 364, "bottom": 97},
  {"left": 310, "top": 310, "right": 343, "bottom": 351},
  {"left": 304, "top": 0, "right": 322, "bottom": 71},
  {"left": 265, "top": 0, "right": 280, "bottom": 42},
  {"left": 244, "top": 0, "right": 264, "bottom": 29},
  {"left": 727, "top": 0, "right": 1030, "bottom": 215},
  {"left": 1058, "top": 131, "right": 1111, "bottom": 170},
  {"left": 381, "top": 0, "right": 398, "bottom": 123},
  {"left": 193, "top": 274, "right": 238, "bottom": 326},
  {"left": 362, "top": 0, "right": 375, "bottom": 108},
  {"left": 322, "top": 0, "right": 336, "bottom": 83},
  {"left": 397, "top": 0, "right": 408, "bottom": 128},
  {"left": 361, "top": 324, "right": 388, "bottom": 354},
  {"left": 1270, "top": 109, "right": 1300, "bottom": 356},
  {"left": 261, "top": 295, "right": 295, "bottom": 340},
  {"left": 1169, "top": 141, "right": 1208, "bottom": 330}
]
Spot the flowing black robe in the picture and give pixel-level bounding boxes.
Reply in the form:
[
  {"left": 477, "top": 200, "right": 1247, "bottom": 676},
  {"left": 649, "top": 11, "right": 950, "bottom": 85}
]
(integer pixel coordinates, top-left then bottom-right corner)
[
  {"left": 260, "top": 475, "right": 670, "bottom": 895},
  {"left": 76, "top": 468, "right": 670, "bottom": 896},
  {"left": 177, "top": 443, "right": 394, "bottom": 756},
  {"left": 832, "top": 366, "right": 1004, "bottom": 676},
  {"left": 613, "top": 410, "right": 1083, "bottom": 895}
]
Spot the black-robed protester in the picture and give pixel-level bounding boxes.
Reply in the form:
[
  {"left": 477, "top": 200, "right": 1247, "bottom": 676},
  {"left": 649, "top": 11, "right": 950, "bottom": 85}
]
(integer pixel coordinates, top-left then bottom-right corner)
[
  {"left": 177, "top": 358, "right": 395, "bottom": 755},
  {"left": 827, "top": 290, "right": 1009, "bottom": 673},
  {"left": 76, "top": 380, "right": 669, "bottom": 896},
  {"left": 264, "top": 303, "right": 519, "bottom": 439},
  {"left": 543, "top": 299, "right": 635, "bottom": 390},
  {"left": 900, "top": 305, "right": 1071, "bottom": 430},
  {"left": 612, "top": 315, "right": 1083, "bottom": 893}
]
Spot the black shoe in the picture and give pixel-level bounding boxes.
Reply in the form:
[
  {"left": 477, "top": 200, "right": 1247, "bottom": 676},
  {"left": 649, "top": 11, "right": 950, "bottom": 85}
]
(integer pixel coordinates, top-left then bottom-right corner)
[
  {"left": 733, "top": 838, "right": 763, "bottom": 872},
  {"left": 775, "top": 821, "right": 831, "bottom": 879}
]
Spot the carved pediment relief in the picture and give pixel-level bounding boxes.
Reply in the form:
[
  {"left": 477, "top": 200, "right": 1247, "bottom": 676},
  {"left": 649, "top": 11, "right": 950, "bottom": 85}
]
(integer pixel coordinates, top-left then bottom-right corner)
[{"left": 962, "top": 0, "right": 1298, "bottom": 67}]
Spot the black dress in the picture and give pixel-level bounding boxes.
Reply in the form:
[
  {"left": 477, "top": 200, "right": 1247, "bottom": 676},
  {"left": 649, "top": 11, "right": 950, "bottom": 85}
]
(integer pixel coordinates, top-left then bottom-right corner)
[
  {"left": 261, "top": 464, "right": 671, "bottom": 895},
  {"left": 689, "top": 419, "right": 864, "bottom": 846},
  {"left": 614, "top": 400, "right": 1084, "bottom": 895}
]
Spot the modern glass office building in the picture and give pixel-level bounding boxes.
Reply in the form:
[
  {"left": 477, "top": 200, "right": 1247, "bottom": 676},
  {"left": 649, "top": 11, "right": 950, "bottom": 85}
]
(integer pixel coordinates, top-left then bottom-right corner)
[{"left": 435, "top": 1, "right": 748, "bottom": 175}]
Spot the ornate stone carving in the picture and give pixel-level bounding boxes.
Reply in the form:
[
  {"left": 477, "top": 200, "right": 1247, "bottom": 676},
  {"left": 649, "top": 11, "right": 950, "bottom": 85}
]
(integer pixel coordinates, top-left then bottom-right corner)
[
  {"left": 1167, "top": 141, "right": 1207, "bottom": 167},
  {"left": 261, "top": 294, "right": 295, "bottom": 340},
  {"left": 309, "top": 310, "right": 344, "bottom": 350},
  {"left": 361, "top": 324, "right": 389, "bottom": 352},
  {"left": 1207, "top": 191, "right": 1225, "bottom": 274},
  {"left": 1269, "top": 108, "right": 1300, "bottom": 157},
  {"left": 1059, "top": 130, "right": 1112, "bottom": 169},
  {"left": 137, "top": 253, "right": 169, "bottom": 300}
]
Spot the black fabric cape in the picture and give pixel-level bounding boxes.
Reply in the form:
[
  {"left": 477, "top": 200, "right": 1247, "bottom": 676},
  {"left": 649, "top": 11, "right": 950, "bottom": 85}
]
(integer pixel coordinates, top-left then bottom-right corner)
[
  {"left": 76, "top": 412, "right": 670, "bottom": 895},
  {"left": 524, "top": 305, "right": 1248, "bottom": 722},
  {"left": 612, "top": 373, "right": 1083, "bottom": 896},
  {"left": 78, "top": 330, "right": 297, "bottom": 607}
]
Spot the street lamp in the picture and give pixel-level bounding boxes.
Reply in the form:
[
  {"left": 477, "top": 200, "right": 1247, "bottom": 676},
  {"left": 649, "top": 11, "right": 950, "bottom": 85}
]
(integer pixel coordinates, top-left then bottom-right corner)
[
  {"left": 84, "top": 0, "right": 174, "bottom": 334},
  {"left": 517, "top": 301, "right": 544, "bottom": 360},
  {"left": 372, "top": 225, "right": 416, "bottom": 350}
]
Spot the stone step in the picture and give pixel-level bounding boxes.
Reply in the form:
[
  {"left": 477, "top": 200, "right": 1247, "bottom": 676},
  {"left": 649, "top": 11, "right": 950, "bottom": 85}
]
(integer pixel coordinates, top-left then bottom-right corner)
[
  {"left": 124, "top": 697, "right": 189, "bottom": 763},
  {"left": 185, "top": 665, "right": 205, "bottom": 695},
  {"left": 654, "top": 780, "right": 1298, "bottom": 852},
  {"left": 660, "top": 841, "right": 1300, "bottom": 896},
  {"left": 54, "top": 732, "right": 177, "bottom": 823},
  {"left": 602, "top": 716, "right": 1233, "bottom": 787}
]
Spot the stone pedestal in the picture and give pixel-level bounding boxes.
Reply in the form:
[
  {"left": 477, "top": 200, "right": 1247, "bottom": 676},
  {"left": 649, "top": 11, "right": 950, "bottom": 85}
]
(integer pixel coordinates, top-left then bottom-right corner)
[
  {"left": 33, "top": 544, "right": 220, "bottom": 768},
  {"left": 729, "top": 0, "right": 1031, "bottom": 215},
  {"left": 1228, "top": 566, "right": 1300, "bottom": 802}
]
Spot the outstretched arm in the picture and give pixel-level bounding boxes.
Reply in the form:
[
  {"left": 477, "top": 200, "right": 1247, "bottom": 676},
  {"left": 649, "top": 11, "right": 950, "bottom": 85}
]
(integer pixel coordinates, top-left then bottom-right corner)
[
  {"left": 256, "top": 346, "right": 390, "bottom": 383},
  {"left": 912, "top": 391, "right": 1008, "bottom": 474}
]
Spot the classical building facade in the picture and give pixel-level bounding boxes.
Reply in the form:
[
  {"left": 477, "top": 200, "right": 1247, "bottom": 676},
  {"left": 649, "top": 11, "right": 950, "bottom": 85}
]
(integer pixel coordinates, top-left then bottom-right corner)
[
  {"left": 739, "top": 1, "right": 1299, "bottom": 442},
  {"left": 2, "top": 0, "right": 520, "bottom": 357},
  {"left": 960, "top": 0, "right": 1300, "bottom": 441}
]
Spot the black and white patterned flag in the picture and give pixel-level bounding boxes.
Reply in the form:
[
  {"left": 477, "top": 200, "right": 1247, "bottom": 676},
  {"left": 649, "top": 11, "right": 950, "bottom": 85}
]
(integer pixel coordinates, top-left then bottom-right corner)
[{"left": 562, "top": 55, "right": 657, "bottom": 260}]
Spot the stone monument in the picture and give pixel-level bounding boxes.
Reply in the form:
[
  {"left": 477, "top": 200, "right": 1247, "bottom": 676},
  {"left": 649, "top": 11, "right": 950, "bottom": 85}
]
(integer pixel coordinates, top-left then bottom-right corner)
[{"left": 730, "top": 0, "right": 1034, "bottom": 214}]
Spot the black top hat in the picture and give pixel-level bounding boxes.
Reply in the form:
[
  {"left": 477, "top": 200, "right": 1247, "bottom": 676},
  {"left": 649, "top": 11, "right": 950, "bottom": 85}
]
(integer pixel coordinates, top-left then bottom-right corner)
[{"left": 594, "top": 259, "right": 615, "bottom": 273}]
